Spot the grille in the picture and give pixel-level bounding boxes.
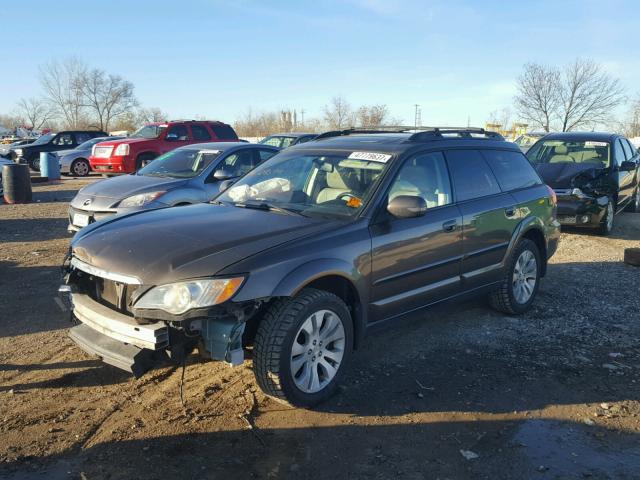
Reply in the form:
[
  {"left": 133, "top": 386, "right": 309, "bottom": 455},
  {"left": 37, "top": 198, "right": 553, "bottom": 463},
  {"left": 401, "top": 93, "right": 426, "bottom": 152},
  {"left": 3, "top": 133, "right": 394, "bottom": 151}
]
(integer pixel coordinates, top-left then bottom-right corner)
[
  {"left": 85, "top": 275, "right": 136, "bottom": 315},
  {"left": 93, "top": 146, "right": 113, "bottom": 158}
]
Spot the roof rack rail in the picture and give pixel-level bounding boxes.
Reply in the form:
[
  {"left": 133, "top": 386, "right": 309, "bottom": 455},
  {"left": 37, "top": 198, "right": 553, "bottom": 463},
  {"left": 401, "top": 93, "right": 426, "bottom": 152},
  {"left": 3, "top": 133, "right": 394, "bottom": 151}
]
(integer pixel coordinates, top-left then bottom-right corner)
[
  {"left": 407, "top": 128, "right": 504, "bottom": 142},
  {"left": 314, "top": 126, "right": 504, "bottom": 142}
]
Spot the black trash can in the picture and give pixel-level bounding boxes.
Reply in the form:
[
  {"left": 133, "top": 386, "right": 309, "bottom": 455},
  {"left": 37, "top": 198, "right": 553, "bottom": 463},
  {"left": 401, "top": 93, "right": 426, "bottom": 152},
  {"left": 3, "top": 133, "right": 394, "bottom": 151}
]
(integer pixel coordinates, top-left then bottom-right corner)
[{"left": 2, "top": 164, "right": 32, "bottom": 204}]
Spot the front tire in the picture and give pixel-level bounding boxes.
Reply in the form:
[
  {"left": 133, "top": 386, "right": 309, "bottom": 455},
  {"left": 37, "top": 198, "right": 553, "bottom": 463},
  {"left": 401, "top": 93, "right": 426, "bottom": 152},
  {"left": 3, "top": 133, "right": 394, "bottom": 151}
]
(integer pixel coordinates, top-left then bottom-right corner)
[
  {"left": 29, "top": 156, "right": 40, "bottom": 172},
  {"left": 489, "top": 238, "right": 541, "bottom": 315},
  {"left": 70, "top": 159, "right": 90, "bottom": 177},
  {"left": 597, "top": 199, "right": 615, "bottom": 236},
  {"left": 135, "top": 154, "right": 156, "bottom": 170},
  {"left": 253, "top": 288, "right": 353, "bottom": 407}
]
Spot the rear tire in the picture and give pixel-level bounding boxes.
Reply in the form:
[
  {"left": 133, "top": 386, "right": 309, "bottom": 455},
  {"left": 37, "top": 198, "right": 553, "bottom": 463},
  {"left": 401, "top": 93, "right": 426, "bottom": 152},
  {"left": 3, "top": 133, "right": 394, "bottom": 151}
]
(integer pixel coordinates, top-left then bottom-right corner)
[
  {"left": 253, "top": 288, "right": 353, "bottom": 408},
  {"left": 29, "top": 156, "right": 40, "bottom": 172},
  {"left": 489, "top": 238, "right": 541, "bottom": 315}
]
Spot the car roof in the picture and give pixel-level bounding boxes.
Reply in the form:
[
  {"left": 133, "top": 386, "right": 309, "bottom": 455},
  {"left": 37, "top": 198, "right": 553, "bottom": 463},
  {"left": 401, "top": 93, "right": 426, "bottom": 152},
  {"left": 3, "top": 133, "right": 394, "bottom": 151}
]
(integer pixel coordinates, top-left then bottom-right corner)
[
  {"left": 179, "top": 141, "right": 276, "bottom": 152},
  {"left": 294, "top": 131, "right": 518, "bottom": 156},
  {"left": 542, "top": 131, "right": 618, "bottom": 142}
]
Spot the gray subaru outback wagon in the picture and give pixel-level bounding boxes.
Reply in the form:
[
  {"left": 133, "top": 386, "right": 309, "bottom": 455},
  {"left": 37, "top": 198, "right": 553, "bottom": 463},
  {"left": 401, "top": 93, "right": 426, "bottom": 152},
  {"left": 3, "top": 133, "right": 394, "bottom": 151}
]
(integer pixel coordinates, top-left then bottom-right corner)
[{"left": 61, "top": 128, "right": 560, "bottom": 407}]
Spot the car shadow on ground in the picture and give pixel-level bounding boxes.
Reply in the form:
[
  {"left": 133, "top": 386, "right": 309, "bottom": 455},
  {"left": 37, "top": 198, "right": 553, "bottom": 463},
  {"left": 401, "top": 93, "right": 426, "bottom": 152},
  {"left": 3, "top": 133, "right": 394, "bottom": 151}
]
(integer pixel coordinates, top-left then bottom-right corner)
[
  {"left": 1, "top": 418, "right": 639, "bottom": 479},
  {"left": 0, "top": 261, "right": 69, "bottom": 337},
  {"left": 0, "top": 218, "right": 70, "bottom": 243}
]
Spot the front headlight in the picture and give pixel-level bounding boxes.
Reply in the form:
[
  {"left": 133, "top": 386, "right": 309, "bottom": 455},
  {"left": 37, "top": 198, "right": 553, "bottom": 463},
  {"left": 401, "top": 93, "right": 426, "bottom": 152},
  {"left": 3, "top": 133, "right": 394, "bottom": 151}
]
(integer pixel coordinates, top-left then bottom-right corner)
[
  {"left": 118, "top": 191, "right": 166, "bottom": 207},
  {"left": 571, "top": 188, "right": 588, "bottom": 199},
  {"left": 14, "top": 148, "right": 23, "bottom": 155},
  {"left": 135, "top": 278, "right": 245, "bottom": 314},
  {"left": 114, "top": 144, "right": 129, "bottom": 156}
]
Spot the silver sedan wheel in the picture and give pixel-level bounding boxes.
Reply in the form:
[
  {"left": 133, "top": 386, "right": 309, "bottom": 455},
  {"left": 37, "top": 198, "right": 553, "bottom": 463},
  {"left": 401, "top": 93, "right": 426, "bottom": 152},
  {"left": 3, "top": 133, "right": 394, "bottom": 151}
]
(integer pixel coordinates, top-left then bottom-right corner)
[
  {"left": 72, "top": 160, "right": 89, "bottom": 176},
  {"left": 512, "top": 250, "right": 537, "bottom": 304},
  {"left": 290, "top": 309, "right": 346, "bottom": 394}
]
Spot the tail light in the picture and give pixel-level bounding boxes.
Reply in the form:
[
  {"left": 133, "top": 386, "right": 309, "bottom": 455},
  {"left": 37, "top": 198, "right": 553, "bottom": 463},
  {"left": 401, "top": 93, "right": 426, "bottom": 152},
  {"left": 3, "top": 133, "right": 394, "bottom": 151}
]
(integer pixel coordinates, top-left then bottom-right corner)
[{"left": 546, "top": 185, "right": 556, "bottom": 206}]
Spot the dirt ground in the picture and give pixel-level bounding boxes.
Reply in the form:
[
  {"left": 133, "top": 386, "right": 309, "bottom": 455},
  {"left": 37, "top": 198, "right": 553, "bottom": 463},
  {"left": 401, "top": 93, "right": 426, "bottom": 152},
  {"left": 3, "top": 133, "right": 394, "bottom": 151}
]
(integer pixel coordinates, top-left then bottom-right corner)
[{"left": 1, "top": 178, "right": 640, "bottom": 480}]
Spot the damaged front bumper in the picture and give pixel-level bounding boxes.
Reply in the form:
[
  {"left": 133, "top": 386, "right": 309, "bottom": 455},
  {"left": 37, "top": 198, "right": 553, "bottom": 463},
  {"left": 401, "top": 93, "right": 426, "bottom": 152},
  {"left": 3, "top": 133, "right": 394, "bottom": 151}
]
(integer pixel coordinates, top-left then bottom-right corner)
[
  {"left": 554, "top": 190, "right": 608, "bottom": 227},
  {"left": 60, "top": 284, "right": 251, "bottom": 378}
]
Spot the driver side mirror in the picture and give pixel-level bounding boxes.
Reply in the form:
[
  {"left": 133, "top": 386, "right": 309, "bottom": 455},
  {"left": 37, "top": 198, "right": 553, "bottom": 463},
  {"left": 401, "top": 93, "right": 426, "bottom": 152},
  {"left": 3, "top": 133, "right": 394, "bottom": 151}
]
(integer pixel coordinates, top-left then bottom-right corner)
[
  {"left": 620, "top": 160, "right": 637, "bottom": 172},
  {"left": 213, "top": 168, "right": 236, "bottom": 181},
  {"left": 218, "top": 179, "right": 235, "bottom": 192},
  {"left": 387, "top": 195, "right": 427, "bottom": 218}
]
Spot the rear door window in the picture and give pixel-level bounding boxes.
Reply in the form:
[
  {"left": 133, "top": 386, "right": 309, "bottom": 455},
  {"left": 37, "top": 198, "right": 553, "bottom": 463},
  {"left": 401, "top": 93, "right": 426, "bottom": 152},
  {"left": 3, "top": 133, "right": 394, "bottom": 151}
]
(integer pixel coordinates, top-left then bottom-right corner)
[
  {"left": 387, "top": 151, "right": 452, "bottom": 208},
  {"left": 481, "top": 150, "right": 542, "bottom": 192},
  {"left": 210, "top": 124, "right": 238, "bottom": 140},
  {"left": 445, "top": 150, "right": 501, "bottom": 202},
  {"left": 191, "top": 124, "right": 212, "bottom": 141}
]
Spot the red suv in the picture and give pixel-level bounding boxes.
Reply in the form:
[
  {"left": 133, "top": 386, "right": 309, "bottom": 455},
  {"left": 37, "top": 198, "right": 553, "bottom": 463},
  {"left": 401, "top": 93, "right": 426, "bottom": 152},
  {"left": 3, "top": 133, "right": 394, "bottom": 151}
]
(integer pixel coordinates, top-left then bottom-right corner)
[{"left": 89, "top": 120, "right": 239, "bottom": 174}]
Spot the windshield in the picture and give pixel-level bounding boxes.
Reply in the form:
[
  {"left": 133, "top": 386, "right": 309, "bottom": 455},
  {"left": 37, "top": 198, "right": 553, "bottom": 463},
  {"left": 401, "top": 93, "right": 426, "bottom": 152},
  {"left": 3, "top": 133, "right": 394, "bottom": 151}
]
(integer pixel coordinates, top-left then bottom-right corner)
[
  {"left": 130, "top": 125, "right": 167, "bottom": 139},
  {"left": 77, "top": 137, "right": 109, "bottom": 150},
  {"left": 31, "top": 133, "right": 55, "bottom": 145},
  {"left": 137, "top": 148, "right": 221, "bottom": 178},
  {"left": 527, "top": 139, "right": 611, "bottom": 168},
  {"left": 217, "top": 151, "right": 390, "bottom": 218}
]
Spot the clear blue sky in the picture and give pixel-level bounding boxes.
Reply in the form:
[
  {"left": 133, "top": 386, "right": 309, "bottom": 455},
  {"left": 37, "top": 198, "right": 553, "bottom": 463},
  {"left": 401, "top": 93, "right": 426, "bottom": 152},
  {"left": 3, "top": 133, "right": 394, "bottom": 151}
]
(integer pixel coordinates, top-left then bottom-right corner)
[{"left": 1, "top": 0, "right": 637, "bottom": 126}]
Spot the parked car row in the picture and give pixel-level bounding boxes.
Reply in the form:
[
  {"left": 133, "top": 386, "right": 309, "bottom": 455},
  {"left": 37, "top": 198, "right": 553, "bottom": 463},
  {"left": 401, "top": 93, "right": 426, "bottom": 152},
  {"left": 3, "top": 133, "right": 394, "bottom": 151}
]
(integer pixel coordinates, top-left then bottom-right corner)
[{"left": 61, "top": 126, "right": 569, "bottom": 407}]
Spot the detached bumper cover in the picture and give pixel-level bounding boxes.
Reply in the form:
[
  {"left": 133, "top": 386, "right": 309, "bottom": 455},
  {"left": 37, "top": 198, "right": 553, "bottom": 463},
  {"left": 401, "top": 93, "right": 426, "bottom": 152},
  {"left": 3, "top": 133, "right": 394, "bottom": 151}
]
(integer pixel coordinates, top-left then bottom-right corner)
[
  {"left": 69, "top": 324, "right": 158, "bottom": 377},
  {"left": 71, "top": 293, "right": 168, "bottom": 350}
]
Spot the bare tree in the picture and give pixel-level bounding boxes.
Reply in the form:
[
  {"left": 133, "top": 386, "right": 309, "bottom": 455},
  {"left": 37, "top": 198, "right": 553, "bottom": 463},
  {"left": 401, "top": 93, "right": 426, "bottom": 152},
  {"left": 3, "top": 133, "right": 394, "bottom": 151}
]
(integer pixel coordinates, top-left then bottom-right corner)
[
  {"left": 514, "top": 63, "right": 561, "bottom": 132},
  {"left": 558, "top": 59, "right": 626, "bottom": 132},
  {"left": 323, "top": 96, "right": 354, "bottom": 129},
  {"left": 137, "top": 107, "right": 168, "bottom": 124},
  {"left": 515, "top": 59, "right": 626, "bottom": 132},
  {"left": 619, "top": 95, "right": 640, "bottom": 138},
  {"left": 15, "top": 97, "right": 52, "bottom": 130},
  {"left": 39, "top": 58, "right": 88, "bottom": 129},
  {"left": 355, "top": 104, "right": 390, "bottom": 127},
  {"left": 79, "top": 69, "right": 137, "bottom": 131}
]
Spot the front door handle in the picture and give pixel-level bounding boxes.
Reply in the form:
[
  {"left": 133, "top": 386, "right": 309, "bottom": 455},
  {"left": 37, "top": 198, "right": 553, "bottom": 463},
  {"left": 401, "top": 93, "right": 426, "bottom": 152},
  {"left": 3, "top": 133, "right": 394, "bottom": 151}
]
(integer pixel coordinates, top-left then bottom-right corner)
[
  {"left": 505, "top": 206, "right": 516, "bottom": 218},
  {"left": 442, "top": 220, "right": 457, "bottom": 232}
]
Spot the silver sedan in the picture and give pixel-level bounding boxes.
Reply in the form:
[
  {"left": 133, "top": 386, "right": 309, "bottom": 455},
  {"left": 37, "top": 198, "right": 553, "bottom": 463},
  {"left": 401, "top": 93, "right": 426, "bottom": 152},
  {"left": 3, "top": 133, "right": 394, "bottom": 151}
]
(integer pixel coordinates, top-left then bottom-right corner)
[
  {"left": 58, "top": 136, "right": 124, "bottom": 176},
  {"left": 68, "top": 142, "right": 280, "bottom": 231}
]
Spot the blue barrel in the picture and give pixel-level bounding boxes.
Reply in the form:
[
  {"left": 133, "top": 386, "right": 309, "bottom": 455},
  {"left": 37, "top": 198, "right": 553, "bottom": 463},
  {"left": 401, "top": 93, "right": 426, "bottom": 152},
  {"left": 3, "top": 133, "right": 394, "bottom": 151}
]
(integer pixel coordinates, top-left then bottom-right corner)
[{"left": 40, "top": 152, "right": 60, "bottom": 180}]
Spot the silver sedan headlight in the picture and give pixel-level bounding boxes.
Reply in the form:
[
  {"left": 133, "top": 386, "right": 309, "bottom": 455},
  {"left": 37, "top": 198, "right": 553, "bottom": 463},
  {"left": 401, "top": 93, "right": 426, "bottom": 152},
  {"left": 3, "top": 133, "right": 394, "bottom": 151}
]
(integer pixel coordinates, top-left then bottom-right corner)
[
  {"left": 135, "top": 278, "right": 245, "bottom": 315},
  {"left": 118, "top": 191, "right": 166, "bottom": 208}
]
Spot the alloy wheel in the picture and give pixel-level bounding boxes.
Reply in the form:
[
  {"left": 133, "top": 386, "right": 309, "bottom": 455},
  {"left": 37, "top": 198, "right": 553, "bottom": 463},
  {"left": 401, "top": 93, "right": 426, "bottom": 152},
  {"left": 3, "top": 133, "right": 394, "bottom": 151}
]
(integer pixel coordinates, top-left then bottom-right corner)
[
  {"left": 512, "top": 250, "right": 538, "bottom": 304},
  {"left": 290, "top": 309, "right": 345, "bottom": 394},
  {"left": 72, "top": 160, "right": 89, "bottom": 176}
]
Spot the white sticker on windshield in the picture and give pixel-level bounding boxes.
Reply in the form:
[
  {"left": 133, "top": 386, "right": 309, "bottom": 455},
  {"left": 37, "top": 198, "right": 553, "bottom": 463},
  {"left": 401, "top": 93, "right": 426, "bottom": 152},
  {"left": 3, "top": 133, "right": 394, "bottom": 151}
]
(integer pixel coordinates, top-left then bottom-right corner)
[
  {"left": 348, "top": 151, "right": 392, "bottom": 163},
  {"left": 585, "top": 141, "right": 608, "bottom": 147}
]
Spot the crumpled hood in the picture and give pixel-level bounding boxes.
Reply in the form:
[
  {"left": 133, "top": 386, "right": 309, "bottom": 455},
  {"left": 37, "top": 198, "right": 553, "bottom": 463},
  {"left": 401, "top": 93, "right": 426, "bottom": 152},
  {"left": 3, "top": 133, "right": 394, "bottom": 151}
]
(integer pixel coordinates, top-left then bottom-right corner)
[
  {"left": 74, "top": 174, "right": 187, "bottom": 202},
  {"left": 71, "top": 203, "right": 337, "bottom": 285},
  {"left": 534, "top": 163, "right": 607, "bottom": 189}
]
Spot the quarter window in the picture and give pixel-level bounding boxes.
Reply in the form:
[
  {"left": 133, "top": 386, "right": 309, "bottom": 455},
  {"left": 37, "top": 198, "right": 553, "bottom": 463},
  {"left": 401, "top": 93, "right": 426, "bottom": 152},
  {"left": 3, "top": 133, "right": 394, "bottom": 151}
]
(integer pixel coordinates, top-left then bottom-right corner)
[
  {"left": 481, "top": 150, "right": 542, "bottom": 192},
  {"left": 191, "top": 124, "right": 211, "bottom": 141},
  {"left": 387, "top": 151, "right": 452, "bottom": 208},
  {"left": 446, "top": 150, "right": 501, "bottom": 201}
]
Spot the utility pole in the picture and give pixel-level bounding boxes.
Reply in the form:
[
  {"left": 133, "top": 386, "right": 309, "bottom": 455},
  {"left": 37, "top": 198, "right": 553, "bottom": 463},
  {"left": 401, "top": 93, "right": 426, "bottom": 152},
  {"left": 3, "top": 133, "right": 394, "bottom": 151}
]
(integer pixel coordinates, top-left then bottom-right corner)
[{"left": 414, "top": 104, "right": 421, "bottom": 129}]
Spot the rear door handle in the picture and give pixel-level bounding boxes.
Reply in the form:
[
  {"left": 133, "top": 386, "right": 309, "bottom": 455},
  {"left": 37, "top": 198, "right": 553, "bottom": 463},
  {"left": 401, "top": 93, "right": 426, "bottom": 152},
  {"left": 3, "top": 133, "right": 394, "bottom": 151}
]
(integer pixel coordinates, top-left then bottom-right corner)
[
  {"left": 442, "top": 220, "right": 457, "bottom": 232},
  {"left": 505, "top": 207, "right": 516, "bottom": 218}
]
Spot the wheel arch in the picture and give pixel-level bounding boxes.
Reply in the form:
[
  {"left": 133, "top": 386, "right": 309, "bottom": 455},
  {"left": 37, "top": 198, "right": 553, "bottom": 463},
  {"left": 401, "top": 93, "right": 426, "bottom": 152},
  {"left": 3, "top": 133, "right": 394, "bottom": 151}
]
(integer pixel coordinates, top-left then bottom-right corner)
[
  {"left": 505, "top": 217, "right": 548, "bottom": 277},
  {"left": 270, "top": 260, "right": 367, "bottom": 349}
]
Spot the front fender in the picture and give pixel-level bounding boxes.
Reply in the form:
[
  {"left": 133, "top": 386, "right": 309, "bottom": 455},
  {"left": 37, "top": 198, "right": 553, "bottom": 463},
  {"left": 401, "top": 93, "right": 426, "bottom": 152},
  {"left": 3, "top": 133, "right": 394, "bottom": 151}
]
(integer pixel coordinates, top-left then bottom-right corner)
[{"left": 271, "top": 258, "right": 364, "bottom": 297}]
